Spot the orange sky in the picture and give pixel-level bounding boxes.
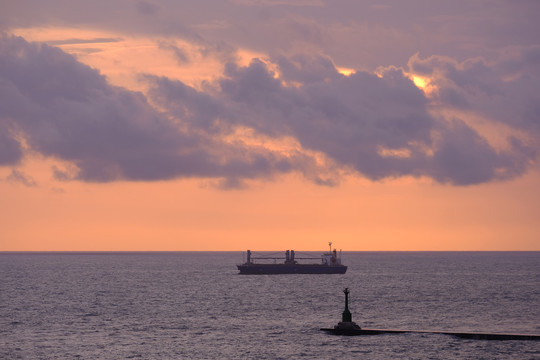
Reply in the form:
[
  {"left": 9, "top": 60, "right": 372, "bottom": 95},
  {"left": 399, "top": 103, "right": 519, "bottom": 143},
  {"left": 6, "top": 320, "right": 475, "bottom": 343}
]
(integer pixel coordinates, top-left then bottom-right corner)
[
  {"left": 2, "top": 3, "right": 540, "bottom": 251},
  {"left": 2, "top": 160, "right": 539, "bottom": 251}
]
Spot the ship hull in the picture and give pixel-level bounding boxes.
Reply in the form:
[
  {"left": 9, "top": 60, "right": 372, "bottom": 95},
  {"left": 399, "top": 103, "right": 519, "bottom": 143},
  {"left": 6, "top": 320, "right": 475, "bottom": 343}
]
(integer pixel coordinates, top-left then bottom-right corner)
[{"left": 237, "top": 264, "right": 347, "bottom": 274}]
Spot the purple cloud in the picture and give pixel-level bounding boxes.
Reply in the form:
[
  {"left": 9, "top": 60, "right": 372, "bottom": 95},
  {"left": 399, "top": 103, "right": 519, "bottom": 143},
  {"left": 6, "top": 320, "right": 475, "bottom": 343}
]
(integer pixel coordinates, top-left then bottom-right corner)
[
  {"left": 146, "top": 53, "right": 536, "bottom": 185},
  {"left": 408, "top": 48, "right": 540, "bottom": 133},
  {"left": 1, "top": 33, "right": 538, "bottom": 187},
  {"left": 0, "top": 35, "right": 313, "bottom": 186},
  {"left": 135, "top": 1, "right": 159, "bottom": 16},
  {"left": 157, "top": 41, "right": 190, "bottom": 64},
  {"left": 430, "top": 120, "right": 530, "bottom": 185},
  {"left": 0, "top": 121, "right": 23, "bottom": 166}
]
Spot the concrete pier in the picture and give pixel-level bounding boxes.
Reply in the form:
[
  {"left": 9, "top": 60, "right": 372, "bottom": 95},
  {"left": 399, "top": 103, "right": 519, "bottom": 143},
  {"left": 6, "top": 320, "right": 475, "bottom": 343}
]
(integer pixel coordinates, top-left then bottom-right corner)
[
  {"left": 320, "top": 327, "right": 540, "bottom": 340},
  {"left": 320, "top": 288, "right": 540, "bottom": 341}
]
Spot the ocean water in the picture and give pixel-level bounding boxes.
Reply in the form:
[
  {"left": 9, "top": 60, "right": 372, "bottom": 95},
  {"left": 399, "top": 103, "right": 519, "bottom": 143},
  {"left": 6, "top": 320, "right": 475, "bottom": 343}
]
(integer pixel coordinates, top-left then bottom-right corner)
[{"left": 1, "top": 251, "right": 539, "bottom": 359}]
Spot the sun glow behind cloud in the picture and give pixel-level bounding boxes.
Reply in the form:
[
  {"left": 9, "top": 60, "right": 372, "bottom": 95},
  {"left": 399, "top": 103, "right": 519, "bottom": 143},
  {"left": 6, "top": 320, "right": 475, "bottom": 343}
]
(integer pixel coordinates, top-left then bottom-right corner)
[
  {"left": 337, "top": 67, "right": 355, "bottom": 76},
  {"left": 410, "top": 74, "right": 437, "bottom": 95}
]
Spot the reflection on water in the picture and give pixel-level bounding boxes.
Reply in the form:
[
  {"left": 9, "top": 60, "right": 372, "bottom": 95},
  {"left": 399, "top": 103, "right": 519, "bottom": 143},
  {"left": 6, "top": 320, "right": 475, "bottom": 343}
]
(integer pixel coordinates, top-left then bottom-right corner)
[{"left": 1, "top": 252, "right": 538, "bottom": 359}]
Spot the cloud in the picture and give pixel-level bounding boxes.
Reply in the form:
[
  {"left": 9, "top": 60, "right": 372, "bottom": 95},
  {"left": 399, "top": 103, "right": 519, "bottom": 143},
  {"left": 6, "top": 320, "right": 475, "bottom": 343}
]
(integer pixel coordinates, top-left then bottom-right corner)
[
  {"left": 408, "top": 48, "right": 540, "bottom": 133},
  {"left": 1, "top": 34, "right": 538, "bottom": 187},
  {"left": 158, "top": 41, "right": 190, "bottom": 64},
  {"left": 46, "top": 37, "right": 123, "bottom": 46},
  {"left": 275, "top": 53, "right": 340, "bottom": 84},
  {"left": 146, "top": 51, "right": 536, "bottom": 185},
  {"left": 0, "top": 120, "right": 23, "bottom": 166},
  {"left": 430, "top": 120, "right": 531, "bottom": 185},
  {"left": 6, "top": 169, "right": 37, "bottom": 187},
  {"left": 135, "top": 1, "right": 160, "bottom": 16},
  {"left": 208, "top": 54, "right": 535, "bottom": 185},
  {"left": 0, "top": 34, "right": 318, "bottom": 186}
]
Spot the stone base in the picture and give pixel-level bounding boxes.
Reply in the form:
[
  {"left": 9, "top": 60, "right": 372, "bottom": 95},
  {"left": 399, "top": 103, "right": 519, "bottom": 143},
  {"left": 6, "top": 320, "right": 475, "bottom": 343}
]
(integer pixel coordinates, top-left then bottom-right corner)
[{"left": 335, "top": 321, "right": 361, "bottom": 330}]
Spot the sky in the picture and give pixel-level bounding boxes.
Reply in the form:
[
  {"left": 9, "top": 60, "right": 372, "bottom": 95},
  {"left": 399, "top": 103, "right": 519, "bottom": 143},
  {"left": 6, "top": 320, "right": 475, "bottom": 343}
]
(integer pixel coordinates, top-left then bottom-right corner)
[{"left": 1, "top": 0, "right": 539, "bottom": 251}]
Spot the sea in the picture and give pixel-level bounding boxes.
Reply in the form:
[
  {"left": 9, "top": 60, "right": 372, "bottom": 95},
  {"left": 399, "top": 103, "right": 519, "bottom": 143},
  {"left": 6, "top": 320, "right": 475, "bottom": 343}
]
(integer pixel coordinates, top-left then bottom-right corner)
[{"left": 1, "top": 251, "right": 539, "bottom": 359}]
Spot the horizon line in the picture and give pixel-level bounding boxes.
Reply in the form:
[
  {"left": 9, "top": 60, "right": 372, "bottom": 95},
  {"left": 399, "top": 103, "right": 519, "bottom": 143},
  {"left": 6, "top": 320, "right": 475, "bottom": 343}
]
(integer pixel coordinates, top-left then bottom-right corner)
[{"left": 1, "top": 250, "right": 539, "bottom": 253}]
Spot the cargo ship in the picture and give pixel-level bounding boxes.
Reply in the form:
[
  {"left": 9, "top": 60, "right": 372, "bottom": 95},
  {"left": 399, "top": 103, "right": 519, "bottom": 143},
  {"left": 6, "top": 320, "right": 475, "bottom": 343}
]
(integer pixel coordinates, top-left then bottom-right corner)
[{"left": 237, "top": 242, "right": 347, "bottom": 274}]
